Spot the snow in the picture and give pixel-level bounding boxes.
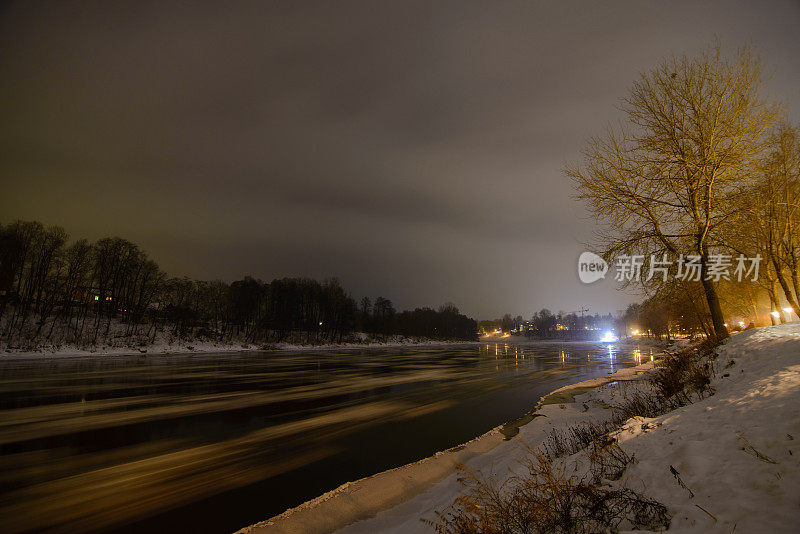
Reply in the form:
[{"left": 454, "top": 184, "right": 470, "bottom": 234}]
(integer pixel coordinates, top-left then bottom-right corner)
[
  {"left": 240, "top": 324, "right": 800, "bottom": 533},
  {"left": 608, "top": 324, "right": 800, "bottom": 533},
  {"left": 0, "top": 331, "right": 474, "bottom": 360}
]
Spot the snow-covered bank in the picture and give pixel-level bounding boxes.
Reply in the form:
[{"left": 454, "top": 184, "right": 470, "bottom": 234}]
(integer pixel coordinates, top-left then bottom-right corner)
[
  {"left": 0, "top": 334, "right": 475, "bottom": 360},
  {"left": 240, "top": 324, "right": 800, "bottom": 533},
  {"left": 608, "top": 324, "right": 800, "bottom": 532}
]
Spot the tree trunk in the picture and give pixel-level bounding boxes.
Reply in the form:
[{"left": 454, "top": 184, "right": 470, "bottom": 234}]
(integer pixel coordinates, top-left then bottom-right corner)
[
  {"left": 700, "top": 277, "right": 728, "bottom": 339},
  {"left": 768, "top": 281, "right": 783, "bottom": 324},
  {"left": 699, "top": 245, "right": 729, "bottom": 339},
  {"left": 770, "top": 252, "right": 800, "bottom": 315}
]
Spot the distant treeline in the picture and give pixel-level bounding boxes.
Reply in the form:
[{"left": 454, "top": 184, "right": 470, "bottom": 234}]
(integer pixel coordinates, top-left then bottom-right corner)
[
  {"left": 480, "top": 310, "right": 616, "bottom": 340},
  {"left": 0, "top": 220, "right": 478, "bottom": 348}
]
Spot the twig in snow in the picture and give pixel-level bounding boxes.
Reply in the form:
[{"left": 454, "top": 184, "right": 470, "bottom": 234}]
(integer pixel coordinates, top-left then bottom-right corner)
[
  {"left": 737, "top": 433, "right": 779, "bottom": 464},
  {"left": 695, "top": 504, "right": 717, "bottom": 522},
  {"left": 669, "top": 465, "right": 694, "bottom": 498}
]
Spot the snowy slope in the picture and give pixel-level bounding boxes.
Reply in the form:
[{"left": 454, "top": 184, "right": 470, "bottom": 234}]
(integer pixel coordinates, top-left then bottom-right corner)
[{"left": 609, "top": 324, "right": 800, "bottom": 532}]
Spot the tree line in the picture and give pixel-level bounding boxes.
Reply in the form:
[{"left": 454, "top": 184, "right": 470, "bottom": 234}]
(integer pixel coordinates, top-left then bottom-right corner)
[
  {"left": 0, "top": 221, "right": 478, "bottom": 349},
  {"left": 568, "top": 43, "right": 799, "bottom": 340},
  {"left": 480, "top": 310, "right": 616, "bottom": 340}
]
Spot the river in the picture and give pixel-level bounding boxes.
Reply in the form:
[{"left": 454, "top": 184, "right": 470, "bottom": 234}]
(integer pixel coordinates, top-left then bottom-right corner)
[{"left": 0, "top": 339, "right": 656, "bottom": 533}]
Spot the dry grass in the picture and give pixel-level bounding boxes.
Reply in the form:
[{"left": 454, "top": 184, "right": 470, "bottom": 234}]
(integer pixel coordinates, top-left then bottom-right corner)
[
  {"left": 428, "top": 446, "right": 669, "bottom": 534},
  {"left": 648, "top": 348, "right": 714, "bottom": 399},
  {"left": 610, "top": 390, "right": 689, "bottom": 423},
  {"left": 588, "top": 438, "right": 634, "bottom": 484},
  {"left": 539, "top": 420, "right": 618, "bottom": 461},
  {"left": 611, "top": 342, "right": 717, "bottom": 423}
]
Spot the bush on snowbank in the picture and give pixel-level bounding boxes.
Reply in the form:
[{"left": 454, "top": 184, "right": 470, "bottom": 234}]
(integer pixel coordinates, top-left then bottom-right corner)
[{"left": 429, "top": 445, "right": 669, "bottom": 534}]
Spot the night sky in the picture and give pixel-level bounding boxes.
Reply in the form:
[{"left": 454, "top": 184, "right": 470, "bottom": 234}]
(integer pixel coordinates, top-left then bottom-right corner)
[{"left": 2, "top": 1, "right": 799, "bottom": 318}]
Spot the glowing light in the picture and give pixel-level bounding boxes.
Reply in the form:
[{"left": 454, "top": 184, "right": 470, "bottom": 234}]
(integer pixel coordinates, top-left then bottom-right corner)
[
  {"left": 600, "top": 330, "right": 618, "bottom": 343},
  {"left": 783, "top": 308, "right": 793, "bottom": 314},
  {"left": 771, "top": 311, "right": 781, "bottom": 317}
]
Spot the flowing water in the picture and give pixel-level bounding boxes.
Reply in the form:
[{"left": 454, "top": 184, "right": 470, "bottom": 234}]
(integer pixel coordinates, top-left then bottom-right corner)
[{"left": 0, "top": 339, "right": 656, "bottom": 533}]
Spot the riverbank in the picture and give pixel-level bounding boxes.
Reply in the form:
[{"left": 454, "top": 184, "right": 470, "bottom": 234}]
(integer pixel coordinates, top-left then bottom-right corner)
[
  {"left": 0, "top": 333, "right": 476, "bottom": 360},
  {"left": 240, "top": 323, "right": 800, "bottom": 533},
  {"left": 237, "top": 358, "right": 659, "bottom": 534}
]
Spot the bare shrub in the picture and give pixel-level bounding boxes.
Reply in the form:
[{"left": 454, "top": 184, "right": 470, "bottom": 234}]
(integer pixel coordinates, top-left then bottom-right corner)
[
  {"left": 588, "top": 439, "right": 635, "bottom": 484},
  {"left": 428, "top": 452, "right": 669, "bottom": 534},
  {"left": 649, "top": 345, "right": 715, "bottom": 399}
]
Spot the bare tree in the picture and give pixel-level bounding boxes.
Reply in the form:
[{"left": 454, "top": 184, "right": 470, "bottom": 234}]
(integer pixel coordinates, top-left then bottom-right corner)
[
  {"left": 567, "top": 43, "right": 780, "bottom": 339},
  {"left": 759, "top": 125, "right": 800, "bottom": 314}
]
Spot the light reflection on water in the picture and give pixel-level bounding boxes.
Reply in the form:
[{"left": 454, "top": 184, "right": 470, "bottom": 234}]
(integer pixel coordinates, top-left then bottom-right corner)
[{"left": 0, "top": 341, "right": 655, "bottom": 533}]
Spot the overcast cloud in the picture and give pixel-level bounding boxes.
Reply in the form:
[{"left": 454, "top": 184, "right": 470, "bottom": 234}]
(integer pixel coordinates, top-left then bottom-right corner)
[{"left": 2, "top": 0, "right": 799, "bottom": 318}]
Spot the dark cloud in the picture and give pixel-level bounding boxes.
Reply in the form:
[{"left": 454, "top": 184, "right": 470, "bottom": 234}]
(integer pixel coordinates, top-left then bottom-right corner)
[{"left": 2, "top": 0, "right": 799, "bottom": 317}]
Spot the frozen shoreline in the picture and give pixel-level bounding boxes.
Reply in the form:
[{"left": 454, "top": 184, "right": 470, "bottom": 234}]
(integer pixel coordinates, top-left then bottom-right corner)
[
  {"left": 240, "top": 324, "right": 800, "bottom": 533},
  {"left": 0, "top": 337, "right": 478, "bottom": 360},
  {"left": 0, "top": 331, "right": 669, "bottom": 361}
]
